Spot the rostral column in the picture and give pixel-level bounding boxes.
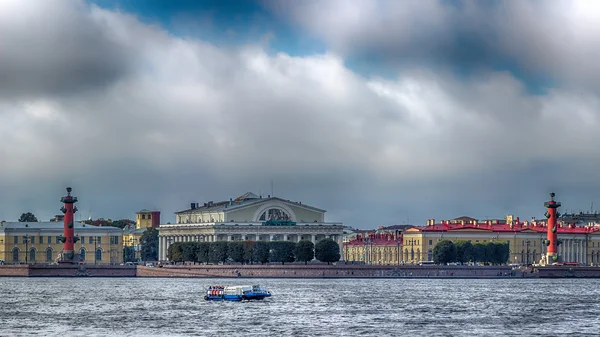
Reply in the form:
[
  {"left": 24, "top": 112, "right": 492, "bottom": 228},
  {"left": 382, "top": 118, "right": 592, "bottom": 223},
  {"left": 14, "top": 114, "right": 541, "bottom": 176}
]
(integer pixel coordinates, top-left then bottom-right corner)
[
  {"left": 59, "top": 187, "right": 80, "bottom": 263},
  {"left": 543, "top": 192, "right": 562, "bottom": 264}
]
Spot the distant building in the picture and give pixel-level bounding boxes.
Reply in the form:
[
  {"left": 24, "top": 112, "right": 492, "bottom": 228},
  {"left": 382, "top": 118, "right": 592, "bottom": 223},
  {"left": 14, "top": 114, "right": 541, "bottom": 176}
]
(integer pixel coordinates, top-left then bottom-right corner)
[
  {"left": 123, "top": 209, "right": 160, "bottom": 261},
  {"left": 158, "top": 192, "right": 344, "bottom": 261},
  {"left": 401, "top": 216, "right": 600, "bottom": 265},
  {"left": 49, "top": 215, "right": 64, "bottom": 222},
  {"left": 0, "top": 221, "right": 123, "bottom": 264}
]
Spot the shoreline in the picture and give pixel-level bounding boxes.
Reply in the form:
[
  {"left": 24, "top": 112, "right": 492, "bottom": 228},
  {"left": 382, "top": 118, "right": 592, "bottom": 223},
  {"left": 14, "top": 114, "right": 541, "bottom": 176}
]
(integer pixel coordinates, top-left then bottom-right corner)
[{"left": 1, "top": 263, "right": 595, "bottom": 278}]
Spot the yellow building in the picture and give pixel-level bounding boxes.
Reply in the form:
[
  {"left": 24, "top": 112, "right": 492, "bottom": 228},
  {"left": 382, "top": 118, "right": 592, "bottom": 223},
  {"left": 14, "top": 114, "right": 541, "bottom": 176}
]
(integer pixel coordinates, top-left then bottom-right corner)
[
  {"left": 0, "top": 221, "right": 123, "bottom": 264},
  {"left": 401, "top": 217, "right": 600, "bottom": 265},
  {"left": 123, "top": 209, "right": 160, "bottom": 261},
  {"left": 345, "top": 232, "right": 403, "bottom": 265}
]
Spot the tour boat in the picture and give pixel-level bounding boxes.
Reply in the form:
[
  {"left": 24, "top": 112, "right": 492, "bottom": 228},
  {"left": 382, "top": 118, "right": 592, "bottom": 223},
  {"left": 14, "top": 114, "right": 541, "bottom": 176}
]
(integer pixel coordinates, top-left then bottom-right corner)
[{"left": 204, "top": 285, "right": 272, "bottom": 301}]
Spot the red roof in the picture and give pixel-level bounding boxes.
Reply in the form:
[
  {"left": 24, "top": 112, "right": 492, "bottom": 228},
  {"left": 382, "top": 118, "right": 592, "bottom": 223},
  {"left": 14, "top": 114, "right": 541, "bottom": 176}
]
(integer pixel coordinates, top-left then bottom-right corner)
[
  {"left": 412, "top": 221, "right": 600, "bottom": 234},
  {"left": 347, "top": 233, "right": 402, "bottom": 246}
]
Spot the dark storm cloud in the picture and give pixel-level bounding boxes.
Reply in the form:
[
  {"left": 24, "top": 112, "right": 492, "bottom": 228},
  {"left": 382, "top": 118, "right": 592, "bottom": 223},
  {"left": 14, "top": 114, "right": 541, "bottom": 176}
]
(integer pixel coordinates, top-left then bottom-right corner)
[
  {"left": 0, "top": 1, "right": 132, "bottom": 98},
  {"left": 2, "top": 1, "right": 600, "bottom": 228}
]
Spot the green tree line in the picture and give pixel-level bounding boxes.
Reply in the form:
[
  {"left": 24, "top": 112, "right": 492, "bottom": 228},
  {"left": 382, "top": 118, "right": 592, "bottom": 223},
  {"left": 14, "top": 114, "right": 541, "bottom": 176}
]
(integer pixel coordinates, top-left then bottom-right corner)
[
  {"left": 433, "top": 239, "right": 510, "bottom": 265},
  {"left": 166, "top": 238, "right": 340, "bottom": 265}
]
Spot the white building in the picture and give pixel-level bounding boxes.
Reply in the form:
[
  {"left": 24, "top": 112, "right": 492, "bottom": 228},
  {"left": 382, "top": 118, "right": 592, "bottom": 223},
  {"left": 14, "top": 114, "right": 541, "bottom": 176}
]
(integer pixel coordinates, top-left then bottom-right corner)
[{"left": 158, "top": 192, "right": 344, "bottom": 261}]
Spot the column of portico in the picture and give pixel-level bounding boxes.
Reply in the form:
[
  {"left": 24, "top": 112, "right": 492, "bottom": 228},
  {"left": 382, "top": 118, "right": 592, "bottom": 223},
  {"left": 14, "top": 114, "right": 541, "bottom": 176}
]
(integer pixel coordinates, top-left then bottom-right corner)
[
  {"left": 158, "top": 236, "right": 163, "bottom": 261},
  {"left": 269, "top": 234, "right": 274, "bottom": 241},
  {"left": 284, "top": 234, "right": 289, "bottom": 241},
  {"left": 311, "top": 234, "right": 316, "bottom": 244}
]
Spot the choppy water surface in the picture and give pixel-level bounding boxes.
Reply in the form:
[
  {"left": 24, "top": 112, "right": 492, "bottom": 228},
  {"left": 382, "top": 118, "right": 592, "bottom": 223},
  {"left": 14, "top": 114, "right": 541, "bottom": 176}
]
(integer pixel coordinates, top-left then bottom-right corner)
[{"left": 1, "top": 277, "right": 599, "bottom": 336}]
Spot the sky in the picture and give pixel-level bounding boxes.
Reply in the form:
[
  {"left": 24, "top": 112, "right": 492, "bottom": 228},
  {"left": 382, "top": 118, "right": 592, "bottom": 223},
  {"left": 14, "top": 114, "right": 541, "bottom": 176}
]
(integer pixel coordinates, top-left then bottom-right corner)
[{"left": 1, "top": 0, "right": 600, "bottom": 228}]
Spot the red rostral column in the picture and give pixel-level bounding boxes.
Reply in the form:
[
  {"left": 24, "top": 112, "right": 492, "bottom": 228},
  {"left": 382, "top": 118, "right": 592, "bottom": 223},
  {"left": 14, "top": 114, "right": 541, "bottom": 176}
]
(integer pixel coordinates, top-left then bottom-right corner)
[
  {"left": 59, "top": 187, "right": 79, "bottom": 263},
  {"left": 544, "top": 192, "right": 561, "bottom": 263}
]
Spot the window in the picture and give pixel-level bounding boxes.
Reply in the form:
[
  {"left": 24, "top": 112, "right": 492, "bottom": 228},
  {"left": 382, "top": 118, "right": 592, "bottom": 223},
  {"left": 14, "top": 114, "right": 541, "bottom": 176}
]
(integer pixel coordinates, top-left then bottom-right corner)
[
  {"left": 429, "top": 240, "right": 432, "bottom": 246},
  {"left": 29, "top": 249, "right": 36, "bottom": 262},
  {"left": 95, "top": 249, "right": 102, "bottom": 261},
  {"left": 55, "top": 236, "right": 60, "bottom": 244},
  {"left": 39, "top": 236, "right": 43, "bottom": 244},
  {"left": 89, "top": 237, "right": 93, "bottom": 244},
  {"left": 142, "top": 214, "right": 146, "bottom": 219},
  {"left": 12, "top": 248, "right": 19, "bottom": 262},
  {"left": 30, "top": 237, "right": 35, "bottom": 244},
  {"left": 48, "top": 236, "right": 52, "bottom": 244},
  {"left": 79, "top": 248, "right": 86, "bottom": 261},
  {"left": 114, "top": 236, "right": 119, "bottom": 245},
  {"left": 148, "top": 214, "right": 151, "bottom": 219},
  {"left": 46, "top": 248, "right": 53, "bottom": 262},
  {"left": 259, "top": 208, "right": 290, "bottom": 221},
  {"left": 97, "top": 237, "right": 101, "bottom": 244},
  {"left": 14, "top": 236, "right": 18, "bottom": 244}
]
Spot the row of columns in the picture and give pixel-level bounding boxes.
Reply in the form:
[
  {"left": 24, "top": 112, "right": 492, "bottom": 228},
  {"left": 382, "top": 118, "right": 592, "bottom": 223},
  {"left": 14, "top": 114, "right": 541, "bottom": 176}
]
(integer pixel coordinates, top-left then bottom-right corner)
[
  {"left": 558, "top": 239, "right": 586, "bottom": 264},
  {"left": 158, "top": 233, "right": 343, "bottom": 262}
]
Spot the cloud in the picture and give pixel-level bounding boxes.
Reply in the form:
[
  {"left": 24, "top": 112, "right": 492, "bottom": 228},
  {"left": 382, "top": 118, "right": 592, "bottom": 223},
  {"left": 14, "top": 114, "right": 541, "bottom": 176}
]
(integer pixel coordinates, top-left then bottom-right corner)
[
  {"left": 266, "top": 0, "right": 600, "bottom": 90},
  {"left": 1, "top": 0, "right": 600, "bottom": 227}
]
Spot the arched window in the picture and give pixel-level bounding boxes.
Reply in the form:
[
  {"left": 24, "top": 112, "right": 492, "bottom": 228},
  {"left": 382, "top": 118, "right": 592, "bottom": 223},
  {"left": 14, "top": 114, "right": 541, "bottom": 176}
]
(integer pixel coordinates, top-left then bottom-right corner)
[
  {"left": 46, "top": 248, "right": 53, "bottom": 262},
  {"left": 79, "top": 248, "right": 86, "bottom": 261},
  {"left": 12, "top": 248, "right": 19, "bottom": 262},
  {"left": 29, "top": 249, "right": 36, "bottom": 262},
  {"left": 259, "top": 208, "right": 290, "bottom": 221},
  {"left": 95, "top": 249, "right": 102, "bottom": 262}
]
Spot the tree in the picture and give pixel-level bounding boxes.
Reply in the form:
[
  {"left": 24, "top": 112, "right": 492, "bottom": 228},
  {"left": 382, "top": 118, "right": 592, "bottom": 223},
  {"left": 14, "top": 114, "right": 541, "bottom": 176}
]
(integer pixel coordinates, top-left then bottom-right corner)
[
  {"left": 111, "top": 219, "right": 136, "bottom": 229},
  {"left": 242, "top": 241, "right": 255, "bottom": 264},
  {"left": 455, "top": 240, "right": 474, "bottom": 263},
  {"left": 252, "top": 241, "right": 270, "bottom": 264},
  {"left": 228, "top": 242, "right": 245, "bottom": 263},
  {"left": 181, "top": 242, "right": 197, "bottom": 262},
  {"left": 433, "top": 240, "right": 457, "bottom": 264},
  {"left": 167, "top": 242, "right": 184, "bottom": 262},
  {"left": 209, "top": 241, "right": 228, "bottom": 264},
  {"left": 140, "top": 228, "right": 159, "bottom": 261},
  {"left": 294, "top": 240, "right": 315, "bottom": 264},
  {"left": 269, "top": 241, "right": 296, "bottom": 265},
  {"left": 195, "top": 242, "right": 210, "bottom": 263},
  {"left": 123, "top": 246, "right": 136, "bottom": 262},
  {"left": 19, "top": 212, "right": 38, "bottom": 222},
  {"left": 473, "top": 243, "right": 487, "bottom": 263},
  {"left": 315, "top": 238, "right": 340, "bottom": 264}
]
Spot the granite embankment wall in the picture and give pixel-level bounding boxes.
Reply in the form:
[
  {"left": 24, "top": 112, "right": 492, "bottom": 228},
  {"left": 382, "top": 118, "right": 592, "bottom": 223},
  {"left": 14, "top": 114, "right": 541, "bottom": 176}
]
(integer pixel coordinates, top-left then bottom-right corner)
[
  {"left": 0, "top": 265, "right": 136, "bottom": 277},
  {"left": 537, "top": 266, "right": 600, "bottom": 278},
  {"left": 136, "top": 264, "right": 515, "bottom": 279}
]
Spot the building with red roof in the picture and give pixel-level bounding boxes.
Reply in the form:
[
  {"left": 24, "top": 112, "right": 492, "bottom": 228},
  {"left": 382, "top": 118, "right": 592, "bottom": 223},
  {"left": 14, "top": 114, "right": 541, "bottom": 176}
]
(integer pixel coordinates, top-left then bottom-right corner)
[{"left": 343, "top": 215, "right": 600, "bottom": 265}]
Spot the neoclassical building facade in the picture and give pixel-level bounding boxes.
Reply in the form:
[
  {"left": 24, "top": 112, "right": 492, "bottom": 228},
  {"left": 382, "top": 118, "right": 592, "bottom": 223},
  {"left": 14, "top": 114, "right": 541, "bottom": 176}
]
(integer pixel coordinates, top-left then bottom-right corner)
[
  {"left": 158, "top": 192, "right": 344, "bottom": 261},
  {"left": 0, "top": 221, "right": 123, "bottom": 264},
  {"left": 344, "top": 216, "right": 600, "bottom": 266}
]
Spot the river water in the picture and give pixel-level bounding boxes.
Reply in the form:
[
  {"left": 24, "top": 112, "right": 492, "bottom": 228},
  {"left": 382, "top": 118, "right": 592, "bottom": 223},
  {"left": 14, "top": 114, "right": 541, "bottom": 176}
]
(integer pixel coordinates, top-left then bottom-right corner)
[{"left": 0, "top": 277, "right": 599, "bottom": 336}]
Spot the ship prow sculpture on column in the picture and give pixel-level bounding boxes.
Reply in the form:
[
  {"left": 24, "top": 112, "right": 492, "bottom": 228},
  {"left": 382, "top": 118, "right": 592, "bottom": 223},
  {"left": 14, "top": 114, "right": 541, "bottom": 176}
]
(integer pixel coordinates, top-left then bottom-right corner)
[
  {"left": 541, "top": 192, "right": 562, "bottom": 266},
  {"left": 58, "top": 187, "right": 80, "bottom": 264}
]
